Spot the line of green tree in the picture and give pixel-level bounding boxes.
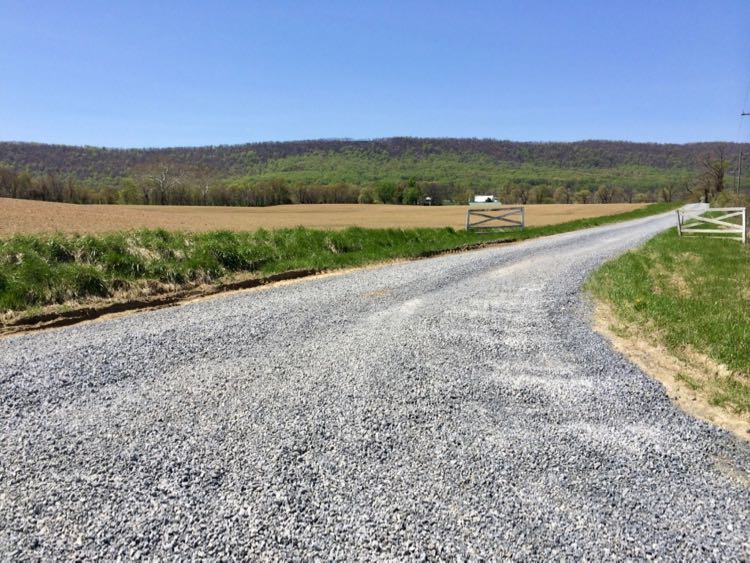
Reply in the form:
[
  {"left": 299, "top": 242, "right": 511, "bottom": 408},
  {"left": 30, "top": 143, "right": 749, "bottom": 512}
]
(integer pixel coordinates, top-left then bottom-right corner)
[{"left": 0, "top": 138, "right": 746, "bottom": 206}]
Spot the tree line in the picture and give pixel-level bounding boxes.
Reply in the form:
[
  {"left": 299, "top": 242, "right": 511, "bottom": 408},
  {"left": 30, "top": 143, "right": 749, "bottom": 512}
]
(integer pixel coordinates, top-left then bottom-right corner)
[
  {"left": 0, "top": 165, "right": 701, "bottom": 207},
  {"left": 0, "top": 146, "right": 740, "bottom": 207}
]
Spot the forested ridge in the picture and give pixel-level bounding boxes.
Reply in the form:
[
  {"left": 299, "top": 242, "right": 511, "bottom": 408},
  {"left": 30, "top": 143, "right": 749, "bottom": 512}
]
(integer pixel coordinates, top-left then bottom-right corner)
[
  {"left": 1, "top": 138, "right": 744, "bottom": 178},
  {"left": 0, "top": 138, "right": 746, "bottom": 206}
]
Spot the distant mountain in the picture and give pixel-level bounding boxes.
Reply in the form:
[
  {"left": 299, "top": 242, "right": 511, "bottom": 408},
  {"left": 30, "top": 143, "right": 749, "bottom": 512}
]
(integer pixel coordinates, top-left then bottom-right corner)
[
  {"left": 0, "top": 138, "right": 744, "bottom": 180},
  {"left": 1, "top": 138, "right": 745, "bottom": 206}
]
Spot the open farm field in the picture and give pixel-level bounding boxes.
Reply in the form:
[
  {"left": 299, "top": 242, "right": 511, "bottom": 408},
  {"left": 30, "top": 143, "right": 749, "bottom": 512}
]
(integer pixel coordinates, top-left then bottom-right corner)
[{"left": 0, "top": 198, "right": 646, "bottom": 235}]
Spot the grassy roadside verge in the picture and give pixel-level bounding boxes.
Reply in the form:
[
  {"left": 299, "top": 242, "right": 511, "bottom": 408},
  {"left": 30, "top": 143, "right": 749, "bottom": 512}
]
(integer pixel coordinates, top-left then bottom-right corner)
[
  {"left": 0, "top": 203, "right": 676, "bottom": 320},
  {"left": 586, "top": 228, "right": 750, "bottom": 422}
]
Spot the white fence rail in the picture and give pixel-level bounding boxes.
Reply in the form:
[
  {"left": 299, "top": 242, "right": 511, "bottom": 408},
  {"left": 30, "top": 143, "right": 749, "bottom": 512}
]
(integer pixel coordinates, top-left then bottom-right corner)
[
  {"left": 466, "top": 206, "right": 525, "bottom": 231},
  {"left": 676, "top": 206, "right": 747, "bottom": 244}
]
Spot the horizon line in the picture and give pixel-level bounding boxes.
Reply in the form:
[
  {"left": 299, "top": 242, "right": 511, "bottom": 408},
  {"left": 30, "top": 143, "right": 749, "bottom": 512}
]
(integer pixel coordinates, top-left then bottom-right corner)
[{"left": 0, "top": 137, "right": 745, "bottom": 152}]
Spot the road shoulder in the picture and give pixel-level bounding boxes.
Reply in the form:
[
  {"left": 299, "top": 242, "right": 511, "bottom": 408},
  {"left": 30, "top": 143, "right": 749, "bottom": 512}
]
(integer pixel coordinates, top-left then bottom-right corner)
[{"left": 593, "top": 300, "right": 750, "bottom": 441}]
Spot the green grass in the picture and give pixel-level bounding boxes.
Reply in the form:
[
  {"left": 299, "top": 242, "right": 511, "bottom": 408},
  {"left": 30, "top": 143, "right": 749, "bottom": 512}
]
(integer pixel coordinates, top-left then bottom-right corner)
[
  {"left": 587, "top": 227, "right": 750, "bottom": 413},
  {"left": 0, "top": 203, "right": 676, "bottom": 315}
]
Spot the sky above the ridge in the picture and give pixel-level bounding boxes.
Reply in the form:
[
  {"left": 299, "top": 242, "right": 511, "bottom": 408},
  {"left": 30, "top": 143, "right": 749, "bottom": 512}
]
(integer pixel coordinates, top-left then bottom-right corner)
[{"left": 1, "top": 0, "right": 749, "bottom": 147}]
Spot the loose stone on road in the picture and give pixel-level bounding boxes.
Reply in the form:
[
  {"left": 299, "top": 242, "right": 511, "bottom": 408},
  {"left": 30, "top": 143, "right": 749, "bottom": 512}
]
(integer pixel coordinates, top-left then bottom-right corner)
[{"left": 1, "top": 211, "right": 749, "bottom": 559}]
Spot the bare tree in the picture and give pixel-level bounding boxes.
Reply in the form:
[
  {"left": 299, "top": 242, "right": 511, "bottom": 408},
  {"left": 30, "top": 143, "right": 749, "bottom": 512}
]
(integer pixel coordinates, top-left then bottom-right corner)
[
  {"left": 660, "top": 184, "right": 674, "bottom": 202},
  {"left": 137, "top": 160, "right": 183, "bottom": 205},
  {"left": 611, "top": 186, "right": 625, "bottom": 203},
  {"left": 697, "top": 146, "right": 728, "bottom": 202},
  {"left": 528, "top": 186, "right": 546, "bottom": 204},
  {"left": 594, "top": 185, "right": 612, "bottom": 203},
  {"left": 511, "top": 184, "right": 530, "bottom": 204},
  {"left": 553, "top": 186, "right": 570, "bottom": 203},
  {"left": 187, "top": 164, "right": 218, "bottom": 206}
]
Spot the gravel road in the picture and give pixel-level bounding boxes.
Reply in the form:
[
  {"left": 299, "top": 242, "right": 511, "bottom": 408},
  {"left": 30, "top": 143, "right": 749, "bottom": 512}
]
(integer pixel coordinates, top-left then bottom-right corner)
[{"left": 2, "top": 211, "right": 749, "bottom": 560}]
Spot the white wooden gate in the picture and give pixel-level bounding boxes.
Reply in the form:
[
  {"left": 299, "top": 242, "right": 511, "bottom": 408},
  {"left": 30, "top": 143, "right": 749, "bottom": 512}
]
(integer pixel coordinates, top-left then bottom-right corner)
[{"left": 676, "top": 207, "right": 747, "bottom": 244}]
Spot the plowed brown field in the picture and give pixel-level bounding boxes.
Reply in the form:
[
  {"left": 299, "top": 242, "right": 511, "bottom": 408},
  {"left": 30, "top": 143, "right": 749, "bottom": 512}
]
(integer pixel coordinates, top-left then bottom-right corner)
[{"left": 0, "top": 198, "right": 647, "bottom": 235}]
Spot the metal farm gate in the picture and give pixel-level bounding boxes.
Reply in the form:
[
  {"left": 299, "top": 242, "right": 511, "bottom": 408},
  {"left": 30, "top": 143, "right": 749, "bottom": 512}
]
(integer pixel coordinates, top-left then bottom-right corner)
[{"left": 466, "top": 206, "right": 525, "bottom": 231}]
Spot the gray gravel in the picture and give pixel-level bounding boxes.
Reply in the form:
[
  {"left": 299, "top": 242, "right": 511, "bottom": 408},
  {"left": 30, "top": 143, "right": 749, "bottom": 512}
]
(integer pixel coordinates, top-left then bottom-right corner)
[{"left": 1, "top": 211, "right": 749, "bottom": 560}]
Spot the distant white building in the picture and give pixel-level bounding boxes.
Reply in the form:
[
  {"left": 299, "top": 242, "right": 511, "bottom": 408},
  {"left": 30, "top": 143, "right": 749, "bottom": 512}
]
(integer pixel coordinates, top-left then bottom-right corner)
[{"left": 472, "top": 195, "right": 498, "bottom": 203}]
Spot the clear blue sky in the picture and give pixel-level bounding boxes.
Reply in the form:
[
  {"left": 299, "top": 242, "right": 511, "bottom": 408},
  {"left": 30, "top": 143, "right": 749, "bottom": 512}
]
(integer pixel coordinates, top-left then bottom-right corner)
[{"left": 1, "top": 0, "right": 749, "bottom": 147}]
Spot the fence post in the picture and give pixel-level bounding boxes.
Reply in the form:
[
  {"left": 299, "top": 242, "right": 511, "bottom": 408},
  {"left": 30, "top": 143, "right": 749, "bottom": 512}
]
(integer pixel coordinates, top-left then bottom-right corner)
[
  {"left": 676, "top": 210, "right": 682, "bottom": 237},
  {"left": 743, "top": 208, "right": 747, "bottom": 245}
]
